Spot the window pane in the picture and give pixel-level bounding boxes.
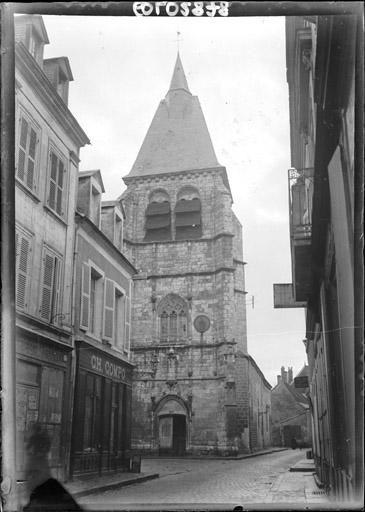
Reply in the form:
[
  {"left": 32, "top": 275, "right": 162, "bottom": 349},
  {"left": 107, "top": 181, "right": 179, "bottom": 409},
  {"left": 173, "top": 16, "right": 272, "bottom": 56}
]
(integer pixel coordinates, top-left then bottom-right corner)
[
  {"left": 19, "top": 118, "right": 28, "bottom": 150},
  {"left": 56, "top": 188, "right": 62, "bottom": 215},
  {"left": 170, "top": 311, "right": 177, "bottom": 339},
  {"left": 50, "top": 153, "right": 58, "bottom": 181},
  {"left": 28, "top": 129, "right": 37, "bottom": 159},
  {"left": 57, "top": 161, "right": 64, "bottom": 188},
  {"left": 161, "top": 312, "right": 168, "bottom": 341}
]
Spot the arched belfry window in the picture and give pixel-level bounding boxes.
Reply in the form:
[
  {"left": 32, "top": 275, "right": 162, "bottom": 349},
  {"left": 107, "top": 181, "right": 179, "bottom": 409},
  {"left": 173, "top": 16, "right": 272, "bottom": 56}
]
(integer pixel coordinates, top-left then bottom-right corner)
[
  {"left": 145, "top": 189, "right": 171, "bottom": 241},
  {"left": 175, "top": 186, "right": 202, "bottom": 240},
  {"left": 157, "top": 294, "right": 188, "bottom": 343}
]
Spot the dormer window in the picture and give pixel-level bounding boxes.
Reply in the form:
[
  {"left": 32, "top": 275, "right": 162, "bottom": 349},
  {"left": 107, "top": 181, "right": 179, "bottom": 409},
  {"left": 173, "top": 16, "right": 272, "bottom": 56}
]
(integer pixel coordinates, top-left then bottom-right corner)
[
  {"left": 28, "top": 29, "right": 41, "bottom": 62},
  {"left": 43, "top": 57, "right": 73, "bottom": 105},
  {"left": 57, "top": 69, "right": 68, "bottom": 102},
  {"left": 77, "top": 171, "right": 105, "bottom": 226},
  {"left": 14, "top": 15, "right": 49, "bottom": 67},
  {"left": 91, "top": 185, "right": 101, "bottom": 227}
]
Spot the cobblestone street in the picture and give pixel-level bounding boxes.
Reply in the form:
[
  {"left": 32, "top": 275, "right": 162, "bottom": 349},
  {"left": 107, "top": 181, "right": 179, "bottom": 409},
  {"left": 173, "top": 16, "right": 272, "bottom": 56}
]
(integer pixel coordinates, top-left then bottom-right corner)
[{"left": 78, "top": 450, "right": 331, "bottom": 510}]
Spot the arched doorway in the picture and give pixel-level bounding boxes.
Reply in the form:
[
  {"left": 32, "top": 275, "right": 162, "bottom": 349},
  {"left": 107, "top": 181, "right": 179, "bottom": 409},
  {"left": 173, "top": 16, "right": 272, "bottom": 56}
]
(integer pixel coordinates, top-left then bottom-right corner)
[{"left": 156, "top": 397, "right": 188, "bottom": 456}]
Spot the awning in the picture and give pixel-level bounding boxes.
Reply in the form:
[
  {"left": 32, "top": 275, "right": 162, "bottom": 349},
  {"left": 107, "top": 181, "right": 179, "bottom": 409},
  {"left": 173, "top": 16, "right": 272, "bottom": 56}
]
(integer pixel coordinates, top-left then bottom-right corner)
[
  {"left": 145, "top": 215, "right": 171, "bottom": 229},
  {"left": 175, "top": 211, "right": 201, "bottom": 227},
  {"left": 146, "top": 201, "right": 170, "bottom": 216},
  {"left": 175, "top": 198, "right": 201, "bottom": 213}
]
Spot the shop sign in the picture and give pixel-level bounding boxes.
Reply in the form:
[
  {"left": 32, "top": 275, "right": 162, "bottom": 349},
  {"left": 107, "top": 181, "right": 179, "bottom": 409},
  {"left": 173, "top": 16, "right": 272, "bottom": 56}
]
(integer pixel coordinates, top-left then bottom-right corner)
[
  {"left": 78, "top": 345, "right": 132, "bottom": 384},
  {"left": 17, "top": 336, "right": 68, "bottom": 366}
]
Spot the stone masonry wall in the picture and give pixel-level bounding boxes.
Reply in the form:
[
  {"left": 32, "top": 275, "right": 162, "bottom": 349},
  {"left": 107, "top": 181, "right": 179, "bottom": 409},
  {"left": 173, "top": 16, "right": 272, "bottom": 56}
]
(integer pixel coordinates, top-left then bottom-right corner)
[{"left": 124, "top": 169, "right": 252, "bottom": 454}]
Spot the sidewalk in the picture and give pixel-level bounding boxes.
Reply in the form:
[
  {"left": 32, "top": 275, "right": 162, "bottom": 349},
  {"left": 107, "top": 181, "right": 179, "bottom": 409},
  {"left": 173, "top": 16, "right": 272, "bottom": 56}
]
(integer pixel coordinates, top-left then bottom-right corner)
[
  {"left": 264, "top": 457, "right": 333, "bottom": 509},
  {"left": 64, "top": 470, "right": 159, "bottom": 499}
]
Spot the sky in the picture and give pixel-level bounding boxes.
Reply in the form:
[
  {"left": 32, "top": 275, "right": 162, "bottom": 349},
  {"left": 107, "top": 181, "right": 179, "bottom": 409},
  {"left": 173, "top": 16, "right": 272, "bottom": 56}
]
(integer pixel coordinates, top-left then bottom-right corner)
[{"left": 40, "top": 13, "right": 307, "bottom": 387}]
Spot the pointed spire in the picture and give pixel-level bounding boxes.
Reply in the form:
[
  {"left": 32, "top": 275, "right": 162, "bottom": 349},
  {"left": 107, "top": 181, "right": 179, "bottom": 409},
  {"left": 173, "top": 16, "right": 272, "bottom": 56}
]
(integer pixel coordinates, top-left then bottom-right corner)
[
  {"left": 168, "top": 52, "right": 190, "bottom": 93},
  {"left": 126, "top": 53, "right": 221, "bottom": 178}
]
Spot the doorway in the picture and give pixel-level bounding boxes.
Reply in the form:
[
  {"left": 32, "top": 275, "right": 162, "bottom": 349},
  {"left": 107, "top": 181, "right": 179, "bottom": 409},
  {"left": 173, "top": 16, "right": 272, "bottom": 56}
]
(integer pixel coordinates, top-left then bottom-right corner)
[{"left": 159, "top": 414, "right": 186, "bottom": 456}]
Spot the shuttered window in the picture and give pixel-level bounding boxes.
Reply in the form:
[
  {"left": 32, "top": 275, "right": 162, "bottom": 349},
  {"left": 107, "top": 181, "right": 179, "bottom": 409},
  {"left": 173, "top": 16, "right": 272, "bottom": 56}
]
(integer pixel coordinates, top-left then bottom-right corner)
[
  {"left": 175, "top": 198, "right": 202, "bottom": 240},
  {"left": 144, "top": 201, "right": 171, "bottom": 241},
  {"left": 103, "top": 279, "right": 115, "bottom": 340},
  {"left": 114, "top": 289, "right": 125, "bottom": 349},
  {"left": 16, "top": 114, "right": 39, "bottom": 192},
  {"left": 80, "top": 263, "right": 91, "bottom": 330},
  {"left": 125, "top": 292, "right": 131, "bottom": 354},
  {"left": 47, "top": 149, "right": 66, "bottom": 217},
  {"left": 40, "top": 248, "right": 62, "bottom": 323},
  {"left": 15, "top": 230, "right": 32, "bottom": 310}
]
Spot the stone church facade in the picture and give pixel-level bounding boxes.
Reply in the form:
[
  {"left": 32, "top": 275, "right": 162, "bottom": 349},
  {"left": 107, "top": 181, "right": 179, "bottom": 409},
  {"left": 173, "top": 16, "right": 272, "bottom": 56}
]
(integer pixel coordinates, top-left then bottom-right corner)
[{"left": 121, "top": 54, "right": 271, "bottom": 455}]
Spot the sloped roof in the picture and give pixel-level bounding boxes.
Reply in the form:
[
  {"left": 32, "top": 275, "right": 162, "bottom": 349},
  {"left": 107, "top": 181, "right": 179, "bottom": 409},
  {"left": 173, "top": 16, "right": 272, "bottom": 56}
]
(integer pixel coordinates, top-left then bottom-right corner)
[
  {"left": 285, "top": 382, "right": 308, "bottom": 406},
  {"left": 43, "top": 57, "right": 74, "bottom": 81},
  {"left": 295, "top": 364, "right": 309, "bottom": 379},
  {"left": 15, "top": 14, "right": 50, "bottom": 44},
  {"left": 169, "top": 53, "right": 190, "bottom": 92},
  {"left": 79, "top": 169, "right": 105, "bottom": 193},
  {"left": 125, "top": 53, "right": 221, "bottom": 178}
]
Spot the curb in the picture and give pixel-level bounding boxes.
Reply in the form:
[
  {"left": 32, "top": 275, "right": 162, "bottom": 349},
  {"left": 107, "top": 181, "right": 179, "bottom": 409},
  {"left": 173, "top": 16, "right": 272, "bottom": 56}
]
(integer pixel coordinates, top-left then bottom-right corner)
[
  {"left": 313, "top": 473, "right": 325, "bottom": 489},
  {"left": 71, "top": 473, "right": 160, "bottom": 499},
  {"left": 290, "top": 466, "right": 315, "bottom": 472},
  {"left": 142, "top": 447, "right": 289, "bottom": 461},
  {"left": 234, "top": 448, "right": 289, "bottom": 460}
]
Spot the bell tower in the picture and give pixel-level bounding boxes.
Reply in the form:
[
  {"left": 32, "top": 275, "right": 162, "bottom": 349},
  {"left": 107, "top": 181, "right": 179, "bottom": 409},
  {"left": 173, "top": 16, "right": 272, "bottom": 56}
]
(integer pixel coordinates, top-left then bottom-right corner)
[{"left": 121, "top": 53, "right": 249, "bottom": 455}]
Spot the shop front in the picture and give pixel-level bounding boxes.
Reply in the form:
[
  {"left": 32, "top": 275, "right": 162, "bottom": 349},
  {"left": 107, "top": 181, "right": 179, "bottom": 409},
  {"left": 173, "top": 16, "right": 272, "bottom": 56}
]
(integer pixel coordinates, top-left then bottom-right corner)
[
  {"left": 16, "top": 328, "right": 72, "bottom": 482},
  {"left": 70, "top": 340, "right": 133, "bottom": 477}
]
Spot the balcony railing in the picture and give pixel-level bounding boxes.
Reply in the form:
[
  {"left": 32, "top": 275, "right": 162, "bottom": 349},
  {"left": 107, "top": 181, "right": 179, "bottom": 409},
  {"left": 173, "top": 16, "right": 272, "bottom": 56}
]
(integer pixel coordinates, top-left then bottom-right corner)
[{"left": 288, "top": 168, "right": 314, "bottom": 302}]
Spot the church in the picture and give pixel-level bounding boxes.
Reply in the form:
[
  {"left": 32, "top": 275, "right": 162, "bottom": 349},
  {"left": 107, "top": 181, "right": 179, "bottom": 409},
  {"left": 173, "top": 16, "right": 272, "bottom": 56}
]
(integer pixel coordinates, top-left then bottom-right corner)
[{"left": 121, "top": 54, "right": 271, "bottom": 455}]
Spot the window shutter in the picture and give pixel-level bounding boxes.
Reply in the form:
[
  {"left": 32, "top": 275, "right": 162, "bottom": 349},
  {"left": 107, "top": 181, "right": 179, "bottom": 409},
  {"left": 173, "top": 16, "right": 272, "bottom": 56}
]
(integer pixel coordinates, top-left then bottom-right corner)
[
  {"left": 103, "top": 279, "right": 114, "bottom": 340},
  {"left": 26, "top": 127, "right": 37, "bottom": 189},
  {"left": 80, "top": 263, "right": 90, "bottom": 329},
  {"left": 125, "top": 295, "right": 130, "bottom": 353},
  {"left": 40, "top": 251, "right": 55, "bottom": 321},
  {"left": 48, "top": 152, "right": 58, "bottom": 210},
  {"left": 17, "top": 117, "right": 28, "bottom": 181},
  {"left": 16, "top": 233, "right": 31, "bottom": 310},
  {"left": 53, "top": 257, "right": 62, "bottom": 324},
  {"left": 56, "top": 160, "right": 64, "bottom": 215}
]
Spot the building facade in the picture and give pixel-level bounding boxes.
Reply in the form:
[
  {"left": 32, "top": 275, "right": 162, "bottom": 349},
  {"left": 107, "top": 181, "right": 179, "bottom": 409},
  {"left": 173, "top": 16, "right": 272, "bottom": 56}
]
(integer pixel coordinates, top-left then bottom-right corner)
[
  {"left": 271, "top": 366, "right": 311, "bottom": 448},
  {"left": 121, "top": 54, "right": 271, "bottom": 456},
  {"left": 274, "top": 14, "right": 363, "bottom": 502},
  {"left": 70, "top": 171, "right": 136, "bottom": 477},
  {"left": 14, "top": 15, "right": 89, "bottom": 482}
]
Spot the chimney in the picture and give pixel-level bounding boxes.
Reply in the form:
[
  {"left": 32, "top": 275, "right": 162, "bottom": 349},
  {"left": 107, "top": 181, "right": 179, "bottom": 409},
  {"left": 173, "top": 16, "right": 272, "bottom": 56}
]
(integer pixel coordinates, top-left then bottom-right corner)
[
  {"left": 277, "top": 375, "right": 282, "bottom": 385},
  {"left": 281, "top": 366, "right": 287, "bottom": 383},
  {"left": 288, "top": 367, "right": 293, "bottom": 384},
  {"left": 281, "top": 366, "right": 288, "bottom": 383}
]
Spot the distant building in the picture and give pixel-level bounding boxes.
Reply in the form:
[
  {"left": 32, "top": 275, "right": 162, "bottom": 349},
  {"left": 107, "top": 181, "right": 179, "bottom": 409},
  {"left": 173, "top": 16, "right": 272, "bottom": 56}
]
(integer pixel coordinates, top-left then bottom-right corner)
[
  {"left": 14, "top": 15, "right": 89, "bottom": 481},
  {"left": 121, "top": 53, "right": 271, "bottom": 456},
  {"left": 274, "top": 14, "right": 362, "bottom": 501},
  {"left": 271, "top": 366, "right": 311, "bottom": 447},
  {"left": 70, "top": 170, "right": 136, "bottom": 477}
]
